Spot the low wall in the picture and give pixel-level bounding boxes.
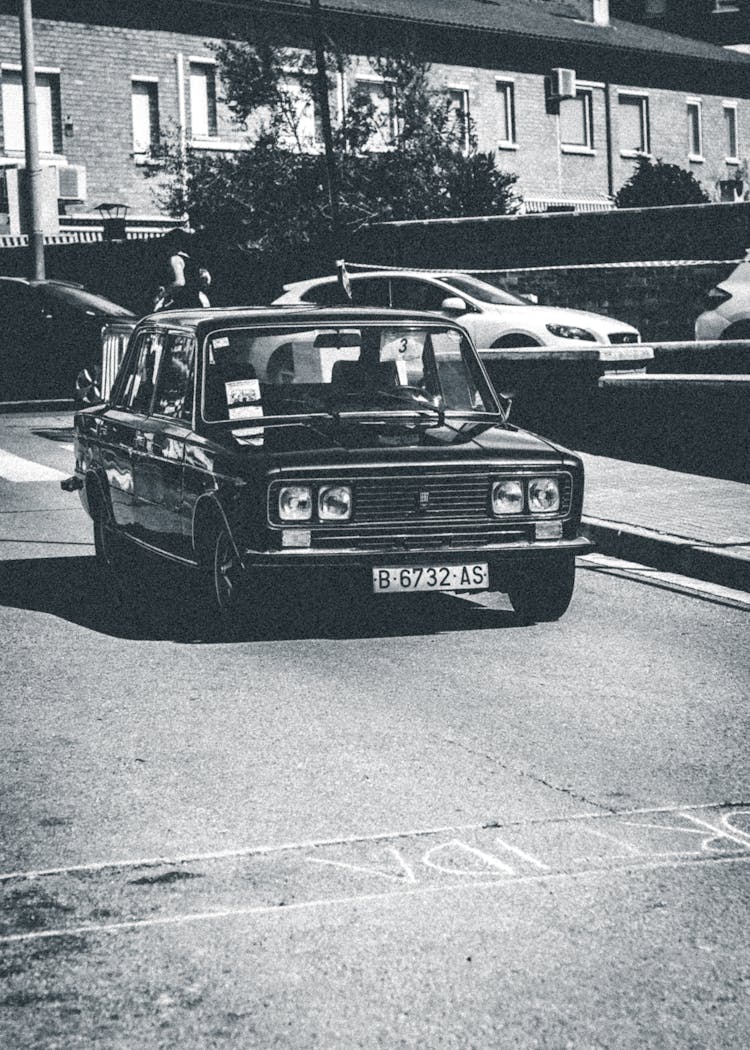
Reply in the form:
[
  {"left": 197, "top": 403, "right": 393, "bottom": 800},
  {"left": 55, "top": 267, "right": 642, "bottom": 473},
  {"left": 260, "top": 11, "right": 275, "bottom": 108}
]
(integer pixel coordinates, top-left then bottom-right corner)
[{"left": 489, "top": 370, "right": 749, "bottom": 484}]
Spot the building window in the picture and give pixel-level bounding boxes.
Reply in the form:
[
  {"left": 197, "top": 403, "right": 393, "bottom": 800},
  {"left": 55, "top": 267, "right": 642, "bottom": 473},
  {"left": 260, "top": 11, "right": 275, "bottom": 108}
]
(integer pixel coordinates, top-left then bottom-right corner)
[
  {"left": 687, "top": 99, "right": 703, "bottom": 160},
  {"left": 447, "top": 88, "right": 470, "bottom": 152},
  {"left": 189, "top": 62, "right": 217, "bottom": 139},
  {"left": 282, "top": 75, "right": 322, "bottom": 151},
  {"left": 560, "top": 89, "right": 594, "bottom": 152},
  {"left": 353, "top": 79, "right": 398, "bottom": 149},
  {"left": 618, "top": 93, "right": 650, "bottom": 156},
  {"left": 1, "top": 69, "right": 62, "bottom": 155},
  {"left": 131, "top": 79, "right": 160, "bottom": 158},
  {"left": 495, "top": 80, "right": 516, "bottom": 147},
  {"left": 724, "top": 103, "right": 739, "bottom": 161}
]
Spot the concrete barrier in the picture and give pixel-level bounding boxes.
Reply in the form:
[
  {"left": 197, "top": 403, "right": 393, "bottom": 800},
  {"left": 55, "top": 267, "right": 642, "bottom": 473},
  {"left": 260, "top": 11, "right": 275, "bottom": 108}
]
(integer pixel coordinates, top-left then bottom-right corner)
[{"left": 647, "top": 339, "right": 750, "bottom": 375}]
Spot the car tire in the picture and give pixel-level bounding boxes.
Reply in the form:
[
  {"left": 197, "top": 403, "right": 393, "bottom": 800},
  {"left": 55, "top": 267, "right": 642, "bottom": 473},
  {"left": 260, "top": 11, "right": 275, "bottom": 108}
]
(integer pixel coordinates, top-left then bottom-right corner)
[
  {"left": 507, "top": 556, "right": 576, "bottom": 623},
  {"left": 92, "top": 499, "right": 136, "bottom": 604},
  {"left": 721, "top": 321, "right": 750, "bottom": 341}
]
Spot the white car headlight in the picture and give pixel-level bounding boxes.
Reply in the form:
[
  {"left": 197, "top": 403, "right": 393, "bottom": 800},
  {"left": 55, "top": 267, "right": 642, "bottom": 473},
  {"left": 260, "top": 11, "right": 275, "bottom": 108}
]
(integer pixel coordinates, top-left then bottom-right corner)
[
  {"left": 546, "top": 323, "right": 596, "bottom": 342},
  {"left": 279, "top": 484, "right": 312, "bottom": 521},
  {"left": 318, "top": 485, "right": 352, "bottom": 521},
  {"left": 492, "top": 479, "right": 524, "bottom": 515},
  {"left": 528, "top": 477, "right": 560, "bottom": 513}
]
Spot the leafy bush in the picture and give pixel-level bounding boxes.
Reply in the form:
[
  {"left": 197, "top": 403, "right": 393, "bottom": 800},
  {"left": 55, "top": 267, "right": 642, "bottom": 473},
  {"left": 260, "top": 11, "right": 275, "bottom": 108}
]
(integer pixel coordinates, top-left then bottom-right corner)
[
  {"left": 151, "top": 40, "right": 520, "bottom": 260},
  {"left": 615, "top": 155, "right": 710, "bottom": 208}
]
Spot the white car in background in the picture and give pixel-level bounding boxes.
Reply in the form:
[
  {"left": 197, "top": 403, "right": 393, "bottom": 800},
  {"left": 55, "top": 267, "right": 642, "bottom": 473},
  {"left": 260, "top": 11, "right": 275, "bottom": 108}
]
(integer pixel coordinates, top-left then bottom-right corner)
[
  {"left": 695, "top": 255, "right": 750, "bottom": 341},
  {"left": 274, "top": 270, "right": 641, "bottom": 349}
]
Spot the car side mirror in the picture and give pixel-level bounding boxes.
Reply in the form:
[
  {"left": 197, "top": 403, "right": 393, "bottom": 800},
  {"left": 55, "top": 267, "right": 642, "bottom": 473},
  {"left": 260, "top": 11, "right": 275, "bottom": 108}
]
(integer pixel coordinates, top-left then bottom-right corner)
[
  {"left": 441, "top": 296, "right": 467, "bottom": 313},
  {"left": 522, "top": 293, "right": 539, "bottom": 305}
]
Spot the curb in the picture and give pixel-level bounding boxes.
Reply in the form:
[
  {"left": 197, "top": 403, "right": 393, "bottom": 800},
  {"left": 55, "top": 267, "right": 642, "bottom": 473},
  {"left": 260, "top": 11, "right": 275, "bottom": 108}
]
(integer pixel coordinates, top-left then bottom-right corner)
[
  {"left": 582, "top": 516, "right": 750, "bottom": 593},
  {"left": 0, "top": 399, "right": 74, "bottom": 414}
]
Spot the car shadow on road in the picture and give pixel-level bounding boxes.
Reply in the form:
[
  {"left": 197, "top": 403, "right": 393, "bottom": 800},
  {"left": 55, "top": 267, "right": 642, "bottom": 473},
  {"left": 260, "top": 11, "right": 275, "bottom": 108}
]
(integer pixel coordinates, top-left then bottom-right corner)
[{"left": 0, "top": 555, "right": 520, "bottom": 642}]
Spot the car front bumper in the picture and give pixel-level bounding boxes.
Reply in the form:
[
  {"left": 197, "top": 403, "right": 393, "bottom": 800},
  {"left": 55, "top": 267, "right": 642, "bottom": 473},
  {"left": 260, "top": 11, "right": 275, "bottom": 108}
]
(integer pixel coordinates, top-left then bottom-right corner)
[{"left": 239, "top": 534, "right": 594, "bottom": 571}]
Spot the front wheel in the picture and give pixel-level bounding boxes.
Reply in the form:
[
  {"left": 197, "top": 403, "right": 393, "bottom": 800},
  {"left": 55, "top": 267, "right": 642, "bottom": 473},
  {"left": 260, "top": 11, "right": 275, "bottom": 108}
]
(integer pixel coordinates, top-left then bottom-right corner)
[
  {"left": 211, "top": 525, "right": 246, "bottom": 618},
  {"left": 507, "top": 557, "right": 576, "bottom": 622},
  {"left": 93, "top": 505, "right": 137, "bottom": 604}
]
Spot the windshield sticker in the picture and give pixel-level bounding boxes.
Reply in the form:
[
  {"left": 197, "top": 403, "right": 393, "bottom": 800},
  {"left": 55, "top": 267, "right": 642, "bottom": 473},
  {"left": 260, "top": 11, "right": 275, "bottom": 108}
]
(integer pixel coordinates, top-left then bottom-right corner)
[
  {"left": 380, "top": 330, "right": 426, "bottom": 362},
  {"left": 226, "top": 379, "right": 263, "bottom": 421}
]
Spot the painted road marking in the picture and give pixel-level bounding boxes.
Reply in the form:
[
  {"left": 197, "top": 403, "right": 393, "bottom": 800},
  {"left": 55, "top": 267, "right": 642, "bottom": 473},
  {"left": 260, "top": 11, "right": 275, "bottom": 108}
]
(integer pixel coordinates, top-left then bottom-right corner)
[
  {"left": 0, "top": 800, "right": 738, "bottom": 885},
  {"left": 1, "top": 853, "right": 748, "bottom": 946},
  {"left": 2, "top": 804, "right": 749, "bottom": 946},
  {"left": 0, "top": 447, "right": 69, "bottom": 483}
]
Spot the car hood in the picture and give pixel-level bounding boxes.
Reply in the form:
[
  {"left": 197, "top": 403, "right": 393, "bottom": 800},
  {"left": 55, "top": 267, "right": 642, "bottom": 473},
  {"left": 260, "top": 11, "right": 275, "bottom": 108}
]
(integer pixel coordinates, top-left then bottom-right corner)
[
  {"left": 231, "top": 417, "right": 570, "bottom": 469},
  {"left": 484, "top": 303, "right": 638, "bottom": 335}
]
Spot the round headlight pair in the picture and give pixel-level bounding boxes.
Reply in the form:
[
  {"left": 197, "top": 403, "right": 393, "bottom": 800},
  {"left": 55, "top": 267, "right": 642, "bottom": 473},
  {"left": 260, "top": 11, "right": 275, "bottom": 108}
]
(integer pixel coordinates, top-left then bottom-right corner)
[
  {"left": 491, "top": 477, "right": 560, "bottom": 515},
  {"left": 278, "top": 484, "right": 352, "bottom": 522}
]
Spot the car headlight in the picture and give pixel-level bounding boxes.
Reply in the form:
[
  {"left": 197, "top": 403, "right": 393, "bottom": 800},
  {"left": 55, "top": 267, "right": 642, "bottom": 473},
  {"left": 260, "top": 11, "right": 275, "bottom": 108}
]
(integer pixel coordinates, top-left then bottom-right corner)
[
  {"left": 318, "top": 484, "right": 352, "bottom": 521},
  {"left": 492, "top": 479, "right": 524, "bottom": 515},
  {"left": 546, "top": 323, "right": 597, "bottom": 341},
  {"left": 279, "top": 484, "right": 312, "bottom": 521},
  {"left": 528, "top": 477, "right": 560, "bottom": 513}
]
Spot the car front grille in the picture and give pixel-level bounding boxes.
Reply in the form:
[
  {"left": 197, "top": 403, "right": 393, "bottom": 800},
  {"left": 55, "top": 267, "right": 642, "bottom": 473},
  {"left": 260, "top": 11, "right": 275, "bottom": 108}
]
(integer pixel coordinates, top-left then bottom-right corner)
[
  {"left": 608, "top": 332, "right": 639, "bottom": 345},
  {"left": 269, "top": 470, "right": 573, "bottom": 536}
]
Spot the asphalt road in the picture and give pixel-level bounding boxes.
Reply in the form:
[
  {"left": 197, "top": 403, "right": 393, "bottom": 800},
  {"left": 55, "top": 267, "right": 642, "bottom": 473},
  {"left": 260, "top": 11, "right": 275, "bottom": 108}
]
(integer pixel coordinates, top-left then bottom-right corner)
[{"left": 1, "top": 412, "right": 749, "bottom": 1049}]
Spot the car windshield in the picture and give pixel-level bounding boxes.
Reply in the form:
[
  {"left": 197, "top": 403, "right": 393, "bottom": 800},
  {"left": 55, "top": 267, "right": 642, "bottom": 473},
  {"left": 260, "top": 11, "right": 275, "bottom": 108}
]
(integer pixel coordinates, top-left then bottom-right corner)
[
  {"left": 202, "top": 323, "right": 499, "bottom": 423},
  {"left": 41, "top": 283, "right": 134, "bottom": 317},
  {"left": 439, "top": 274, "right": 527, "bottom": 307}
]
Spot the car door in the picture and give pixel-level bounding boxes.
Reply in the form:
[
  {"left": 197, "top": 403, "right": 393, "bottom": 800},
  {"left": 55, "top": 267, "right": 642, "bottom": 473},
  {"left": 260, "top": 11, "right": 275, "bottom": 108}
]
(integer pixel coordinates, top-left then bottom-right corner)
[
  {"left": 0, "top": 281, "right": 46, "bottom": 399},
  {"left": 131, "top": 331, "right": 196, "bottom": 558},
  {"left": 99, "top": 328, "right": 162, "bottom": 536}
]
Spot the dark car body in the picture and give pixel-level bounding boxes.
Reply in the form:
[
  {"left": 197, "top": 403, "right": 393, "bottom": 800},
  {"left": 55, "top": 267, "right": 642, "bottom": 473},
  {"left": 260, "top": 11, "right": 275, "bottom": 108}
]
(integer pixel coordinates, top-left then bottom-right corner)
[
  {"left": 67, "top": 306, "right": 593, "bottom": 623},
  {"left": 0, "top": 277, "right": 135, "bottom": 401}
]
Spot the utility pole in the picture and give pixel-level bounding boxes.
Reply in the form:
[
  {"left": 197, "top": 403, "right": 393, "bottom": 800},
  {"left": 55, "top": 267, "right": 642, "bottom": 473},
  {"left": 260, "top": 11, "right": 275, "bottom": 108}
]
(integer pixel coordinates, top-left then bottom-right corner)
[
  {"left": 309, "top": 0, "right": 342, "bottom": 261},
  {"left": 19, "top": 0, "right": 45, "bottom": 279}
]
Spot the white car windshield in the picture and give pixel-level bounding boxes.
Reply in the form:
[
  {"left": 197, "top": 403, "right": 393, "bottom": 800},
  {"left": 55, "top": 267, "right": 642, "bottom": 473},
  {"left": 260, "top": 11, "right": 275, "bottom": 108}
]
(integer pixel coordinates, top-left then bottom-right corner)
[
  {"left": 202, "top": 323, "right": 498, "bottom": 423},
  {"left": 439, "top": 274, "right": 527, "bottom": 307}
]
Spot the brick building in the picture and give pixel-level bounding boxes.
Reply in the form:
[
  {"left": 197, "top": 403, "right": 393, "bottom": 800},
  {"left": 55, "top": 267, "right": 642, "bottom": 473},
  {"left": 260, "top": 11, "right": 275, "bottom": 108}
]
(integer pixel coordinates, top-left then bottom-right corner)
[{"left": 1, "top": 0, "right": 749, "bottom": 232}]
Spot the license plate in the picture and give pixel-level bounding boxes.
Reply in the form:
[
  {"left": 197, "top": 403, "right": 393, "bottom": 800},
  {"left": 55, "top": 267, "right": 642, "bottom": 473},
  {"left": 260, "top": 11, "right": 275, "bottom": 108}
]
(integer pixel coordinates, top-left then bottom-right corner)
[{"left": 372, "top": 563, "right": 489, "bottom": 594}]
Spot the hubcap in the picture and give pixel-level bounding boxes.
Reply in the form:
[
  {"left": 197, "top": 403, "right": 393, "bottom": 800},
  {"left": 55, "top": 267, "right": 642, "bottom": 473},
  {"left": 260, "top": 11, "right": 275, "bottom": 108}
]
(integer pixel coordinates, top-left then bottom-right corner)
[{"left": 214, "top": 531, "right": 240, "bottom": 610}]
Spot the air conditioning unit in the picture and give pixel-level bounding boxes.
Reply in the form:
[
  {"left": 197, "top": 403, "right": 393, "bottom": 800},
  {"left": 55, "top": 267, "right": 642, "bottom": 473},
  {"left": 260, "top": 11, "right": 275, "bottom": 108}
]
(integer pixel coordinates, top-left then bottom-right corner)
[
  {"left": 548, "top": 68, "right": 577, "bottom": 101},
  {"left": 57, "top": 164, "right": 87, "bottom": 202}
]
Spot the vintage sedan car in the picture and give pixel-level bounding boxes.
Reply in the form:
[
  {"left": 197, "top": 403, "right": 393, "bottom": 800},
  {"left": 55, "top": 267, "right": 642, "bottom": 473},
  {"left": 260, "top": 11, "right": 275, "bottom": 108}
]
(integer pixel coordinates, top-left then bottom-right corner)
[
  {"left": 64, "top": 306, "right": 594, "bottom": 624},
  {"left": 274, "top": 270, "right": 641, "bottom": 349}
]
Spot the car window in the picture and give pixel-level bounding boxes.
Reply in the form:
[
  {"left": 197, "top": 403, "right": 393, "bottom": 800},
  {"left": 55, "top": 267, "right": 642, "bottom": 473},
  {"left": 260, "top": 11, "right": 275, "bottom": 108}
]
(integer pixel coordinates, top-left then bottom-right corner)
[
  {"left": 0, "top": 282, "right": 36, "bottom": 327},
  {"left": 350, "top": 278, "right": 391, "bottom": 307},
  {"left": 438, "top": 274, "right": 526, "bottom": 306},
  {"left": 202, "top": 323, "right": 497, "bottom": 422},
  {"left": 153, "top": 333, "right": 196, "bottom": 421},
  {"left": 119, "top": 331, "right": 164, "bottom": 414},
  {"left": 389, "top": 278, "right": 448, "bottom": 312},
  {"left": 301, "top": 282, "right": 343, "bottom": 306}
]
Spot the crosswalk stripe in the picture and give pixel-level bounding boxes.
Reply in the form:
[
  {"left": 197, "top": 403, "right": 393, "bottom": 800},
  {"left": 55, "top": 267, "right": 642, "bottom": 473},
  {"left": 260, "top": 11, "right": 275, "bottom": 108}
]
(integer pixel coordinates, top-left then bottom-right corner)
[{"left": 0, "top": 448, "right": 70, "bottom": 483}]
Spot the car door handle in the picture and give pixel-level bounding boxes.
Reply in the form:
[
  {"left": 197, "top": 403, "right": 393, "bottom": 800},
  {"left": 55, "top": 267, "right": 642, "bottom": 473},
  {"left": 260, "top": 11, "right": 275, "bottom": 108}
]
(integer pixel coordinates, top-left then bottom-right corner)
[{"left": 133, "top": 432, "right": 147, "bottom": 452}]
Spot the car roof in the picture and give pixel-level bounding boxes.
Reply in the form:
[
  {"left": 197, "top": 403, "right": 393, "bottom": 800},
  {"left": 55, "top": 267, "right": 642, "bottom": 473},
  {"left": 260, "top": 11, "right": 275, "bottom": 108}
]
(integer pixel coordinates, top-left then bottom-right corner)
[
  {"left": 140, "top": 304, "right": 467, "bottom": 334},
  {"left": 0, "top": 276, "right": 87, "bottom": 290},
  {"left": 282, "top": 271, "right": 452, "bottom": 291}
]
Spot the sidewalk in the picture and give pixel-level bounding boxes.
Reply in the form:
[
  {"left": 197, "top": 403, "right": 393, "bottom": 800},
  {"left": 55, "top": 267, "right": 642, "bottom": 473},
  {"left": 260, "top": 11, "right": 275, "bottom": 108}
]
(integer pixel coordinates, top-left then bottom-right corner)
[{"left": 580, "top": 453, "right": 750, "bottom": 593}]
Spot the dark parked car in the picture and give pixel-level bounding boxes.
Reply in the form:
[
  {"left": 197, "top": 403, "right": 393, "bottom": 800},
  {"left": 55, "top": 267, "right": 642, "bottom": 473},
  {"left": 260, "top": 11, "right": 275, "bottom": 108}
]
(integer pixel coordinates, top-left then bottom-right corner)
[
  {"left": 64, "top": 305, "right": 593, "bottom": 624},
  {"left": 0, "top": 277, "right": 135, "bottom": 402}
]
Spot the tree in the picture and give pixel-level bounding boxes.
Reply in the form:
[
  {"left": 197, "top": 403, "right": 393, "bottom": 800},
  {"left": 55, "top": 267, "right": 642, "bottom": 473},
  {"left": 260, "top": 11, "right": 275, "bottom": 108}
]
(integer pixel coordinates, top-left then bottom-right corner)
[
  {"left": 151, "top": 37, "right": 519, "bottom": 263},
  {"left": 614, "top": 155, "right": 710, "bottom": 208}
]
